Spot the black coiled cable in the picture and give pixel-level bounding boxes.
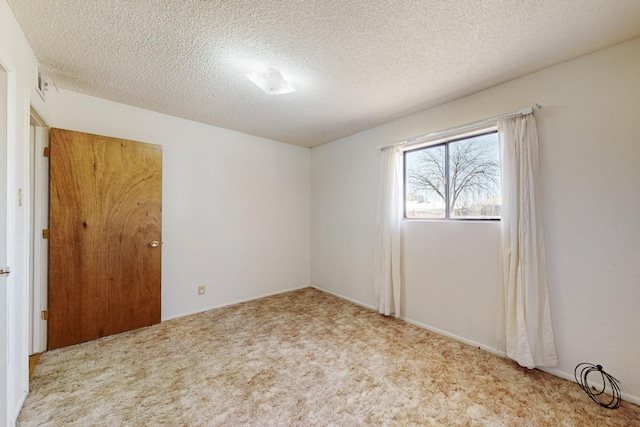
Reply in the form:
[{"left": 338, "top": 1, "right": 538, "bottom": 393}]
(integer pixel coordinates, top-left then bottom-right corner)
[{"left": 574, "top": 363, "right": 622, "bottom": 409}]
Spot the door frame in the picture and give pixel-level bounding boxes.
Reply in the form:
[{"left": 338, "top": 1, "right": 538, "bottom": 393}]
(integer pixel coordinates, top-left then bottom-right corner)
[
  {"left": 0, "top": 53, "right": 10, "bottom": 427},
  {"left": 0, "top": 49, "right": 29, "bottom": 427},
  {"left": 29, "top": 108, "right": 48, "bottom": 355}
]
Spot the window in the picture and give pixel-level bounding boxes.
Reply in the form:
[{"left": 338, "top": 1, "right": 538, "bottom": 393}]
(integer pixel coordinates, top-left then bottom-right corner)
[{"left": 404, "top": 130, "right": 501, "bottom": 220}]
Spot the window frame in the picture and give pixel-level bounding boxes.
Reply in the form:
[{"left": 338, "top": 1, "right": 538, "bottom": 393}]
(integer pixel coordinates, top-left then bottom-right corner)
[{"left": 403, "top": 128, "right": 501, "bottom": 221}]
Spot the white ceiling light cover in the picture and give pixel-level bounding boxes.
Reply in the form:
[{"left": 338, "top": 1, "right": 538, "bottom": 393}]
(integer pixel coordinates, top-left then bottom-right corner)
[{"left": 246, "top": 69, "right": 295, "bottom": 95}]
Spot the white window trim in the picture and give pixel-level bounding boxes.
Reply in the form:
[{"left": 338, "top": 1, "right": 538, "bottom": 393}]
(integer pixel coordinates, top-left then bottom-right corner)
[{"left": 403, "top": 128, "right": 501, "bottom": 221}]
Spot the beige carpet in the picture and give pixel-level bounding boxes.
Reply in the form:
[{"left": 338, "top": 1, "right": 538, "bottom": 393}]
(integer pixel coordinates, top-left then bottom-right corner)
[{"left": 18, "top": 288, "right": 640, "bottom": 426}]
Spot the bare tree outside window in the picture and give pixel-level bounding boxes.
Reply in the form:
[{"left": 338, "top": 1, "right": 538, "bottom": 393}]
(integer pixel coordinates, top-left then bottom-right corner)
[{"left": 405, "top": 132, "right": 501, "bottom": 219}]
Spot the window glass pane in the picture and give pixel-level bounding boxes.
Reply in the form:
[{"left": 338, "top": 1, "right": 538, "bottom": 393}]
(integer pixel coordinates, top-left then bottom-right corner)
[
  {"left": 405, "top": 145, "right": 446, "bottom": 219},
  {"left": 448, "top": 132, "right": 501, "bottom": 219}
]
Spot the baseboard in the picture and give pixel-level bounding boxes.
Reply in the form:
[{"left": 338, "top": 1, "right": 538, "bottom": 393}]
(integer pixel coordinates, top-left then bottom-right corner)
[
  {"left": 310, "top": 286, "right": 503, "bottom": 356},
  {"left": 308, "top": 286, "right": 640, "bottom": 407},
  {"left": 161, "top": 285, "right": 311, "bottom": 322},
  {"left": 310, "top": 286, "right": 376, "bottom": 311},
  {"left": 539, "top": 366, "right": 640, "bottom": 406},
  {"left": 161, "top": 285, "right": 640, "bottom": 406},
  {"left": 399, "top": 316, "right": 507, "bottom": 359}
]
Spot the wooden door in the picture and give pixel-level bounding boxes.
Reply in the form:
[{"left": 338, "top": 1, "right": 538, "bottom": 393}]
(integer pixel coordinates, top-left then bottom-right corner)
[{"left": 48, "top": 128, "right": 162, "bottom": 350}]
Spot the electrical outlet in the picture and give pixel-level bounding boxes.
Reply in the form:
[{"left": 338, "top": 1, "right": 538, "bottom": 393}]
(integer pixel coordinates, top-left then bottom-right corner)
[{"left": 197, "top": 285, "right": 205, "bottom": 296}]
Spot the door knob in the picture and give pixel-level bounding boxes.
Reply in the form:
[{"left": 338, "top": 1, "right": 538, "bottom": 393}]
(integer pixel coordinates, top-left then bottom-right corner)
[
  {"left": 0, "top": 267, "right": 10, "bottom": 276},
  {"left": 149, "top": 241, "right": 160, "bottom": 248}
]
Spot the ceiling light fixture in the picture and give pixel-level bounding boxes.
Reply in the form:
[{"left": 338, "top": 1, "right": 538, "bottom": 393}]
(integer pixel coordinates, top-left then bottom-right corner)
[{"left": 246, "top": 68, "right": 295, "bottom": 95}]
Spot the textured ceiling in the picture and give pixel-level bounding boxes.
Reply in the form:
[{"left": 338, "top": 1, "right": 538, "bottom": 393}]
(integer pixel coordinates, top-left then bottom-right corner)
[{"left": 8, "top": 0, "right": 640, "bottom": 147}]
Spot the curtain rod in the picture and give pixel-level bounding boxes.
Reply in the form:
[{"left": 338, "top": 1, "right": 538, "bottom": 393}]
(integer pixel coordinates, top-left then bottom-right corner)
[{"left": 378, "top": 103, "right": 541, "bottom": 151}]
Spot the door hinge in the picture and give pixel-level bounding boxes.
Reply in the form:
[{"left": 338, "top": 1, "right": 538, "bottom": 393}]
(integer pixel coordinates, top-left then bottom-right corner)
[
  {"left": 43, "top": 147, "right": 50, "bottom": 157},
  {"left": 42, "top": 229, "right": 50, "bottom": 239},
  {"left": 41, "top": 310, "right": 49, "bottom": 321}
]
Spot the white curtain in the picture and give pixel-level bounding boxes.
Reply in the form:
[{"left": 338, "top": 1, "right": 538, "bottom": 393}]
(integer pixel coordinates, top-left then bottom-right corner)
[
  {"left": 374, "top": 146, "right": 403, "bottom": 317},
  {"left": 498, "top": 113, "right": 558, "bottom": 368}
]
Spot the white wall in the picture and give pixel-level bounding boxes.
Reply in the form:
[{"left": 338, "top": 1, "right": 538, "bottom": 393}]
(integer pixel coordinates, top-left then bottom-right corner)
[
  {"left": 0, "top": 1, "right": 50, "bottom": 425},
  {"left": 5, "top": 0, "right": 640, "bottom": 414},
  {"left": 47, "top": 90, "right": 311, "bottom": 320},
  {"left": 311, "top": 38, "right": 640, "bottom": 402}
]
